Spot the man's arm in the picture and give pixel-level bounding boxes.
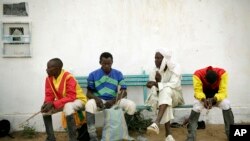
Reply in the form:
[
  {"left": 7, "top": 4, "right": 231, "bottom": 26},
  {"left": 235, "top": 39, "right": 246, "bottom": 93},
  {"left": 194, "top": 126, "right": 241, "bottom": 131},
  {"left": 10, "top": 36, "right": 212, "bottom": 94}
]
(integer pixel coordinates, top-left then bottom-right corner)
[
  {"left": 86, "top": 73, "right": 104, "bottom": 108},
  {"left": 193, "top": 75, "right": 206, "bottom": 101},
  {"left": 42, "top": 78, "right": 58, "bottom": 113},
  {"left": 87, "top": 89, "right": 104, "bottom": 108},
  {"left": 44, "top": 78, "right": 56, "bottom": 102},
  {"left": 41, "top": 78, "right": 56, "bottom": 112},
  {"left": 146, "top": 71, "right": 159, "bottom": 88},
  {"left": 214, "top": 72, "right": 228, "bottom": 102},
  {"left": 116, "top": 89, "right": 127, "bottom": 101}
]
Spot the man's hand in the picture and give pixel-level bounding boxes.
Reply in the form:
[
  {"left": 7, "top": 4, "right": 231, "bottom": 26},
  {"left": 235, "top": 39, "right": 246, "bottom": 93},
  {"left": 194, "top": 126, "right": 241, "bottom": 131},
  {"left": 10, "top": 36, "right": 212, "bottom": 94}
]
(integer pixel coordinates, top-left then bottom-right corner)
[
  {"left": 201, "top": 98, "right": 209, "bottom": 109},
  {"left": 146, "top": 81, "right": 156, "bottom": 88},
  {"left": 202, "top": 98, "right": 216, "bottom": 109},
  {"left": 206, "top": 98, "right": 213, "bottom": 109},
  {"left": 94, "top": 97, "right": 104, "bottom": 109},
  {"left": 155, "top": 71, "right": 162, "bottom": 82},
  {"left": 207, "top": 97, "right": 217, "bottom": 109},
  {"left": 104, "top": 100, "right": 115, "bottom": 109},
  {"left": 41, "top": 102, "right": 54, "bottom": 113}
]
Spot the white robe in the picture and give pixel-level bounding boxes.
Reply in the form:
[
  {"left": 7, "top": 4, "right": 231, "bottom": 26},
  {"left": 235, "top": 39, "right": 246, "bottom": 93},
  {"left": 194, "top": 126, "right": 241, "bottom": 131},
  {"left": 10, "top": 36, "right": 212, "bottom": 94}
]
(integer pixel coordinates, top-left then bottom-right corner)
[
  {"left": 147, "top": 68, "right": 184, "bottom": 124},
  {"left": 145, "top": 48, "right": 184, "bottom": 124}
]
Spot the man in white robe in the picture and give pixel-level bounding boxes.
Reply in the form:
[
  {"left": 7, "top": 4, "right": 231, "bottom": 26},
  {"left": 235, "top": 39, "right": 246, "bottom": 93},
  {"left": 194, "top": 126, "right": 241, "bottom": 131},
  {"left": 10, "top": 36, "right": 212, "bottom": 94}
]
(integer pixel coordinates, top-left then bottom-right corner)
[{"left": 146, "top": 49, "right": 184, "bottom": 141}]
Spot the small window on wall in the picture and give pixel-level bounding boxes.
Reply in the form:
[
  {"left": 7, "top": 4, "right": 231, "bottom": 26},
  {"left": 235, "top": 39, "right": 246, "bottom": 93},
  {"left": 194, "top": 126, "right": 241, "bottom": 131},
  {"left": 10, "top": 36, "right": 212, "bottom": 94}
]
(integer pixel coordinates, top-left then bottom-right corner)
[
  {"left": 2, "top": 22, "right": 31, "bottom": 58},
  {"left": 3, "top": 2, "right": 28, "bottom": 16},
  {"left": 10, "top": 27, "right": 24, "bottom": 41}
]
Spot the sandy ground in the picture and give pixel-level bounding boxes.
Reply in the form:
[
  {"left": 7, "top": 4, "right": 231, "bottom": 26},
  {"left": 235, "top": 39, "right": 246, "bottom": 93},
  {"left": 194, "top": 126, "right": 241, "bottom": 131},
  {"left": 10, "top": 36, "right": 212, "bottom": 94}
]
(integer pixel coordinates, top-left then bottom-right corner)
[{"left": 0, "top": 124, "right": 227, "bottom": 141}]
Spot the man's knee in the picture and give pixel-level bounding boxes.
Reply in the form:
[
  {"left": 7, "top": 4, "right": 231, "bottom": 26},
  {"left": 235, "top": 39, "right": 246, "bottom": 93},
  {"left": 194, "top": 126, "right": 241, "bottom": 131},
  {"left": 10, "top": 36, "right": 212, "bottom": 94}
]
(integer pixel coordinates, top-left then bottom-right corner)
[
  {"left": 85, "top": 99, "right": 97, "bottom": 114},
  {"left": 63, "top": 102, "right": 75, "bottom": 115},
  {"left": 218, "top": 99, "right": 231, "bottom": 110},
  {"left": 73, "top": 99, "right": 84, "bottom": 110},
  {"left": 126, "top": 100, "right": 136, "bottom": 115},
  {"left": 192, "top": 105, "right": 203, "bottom": 113},
  {"left": 192, "top": 100, "right": 204, "bottom": 113}
]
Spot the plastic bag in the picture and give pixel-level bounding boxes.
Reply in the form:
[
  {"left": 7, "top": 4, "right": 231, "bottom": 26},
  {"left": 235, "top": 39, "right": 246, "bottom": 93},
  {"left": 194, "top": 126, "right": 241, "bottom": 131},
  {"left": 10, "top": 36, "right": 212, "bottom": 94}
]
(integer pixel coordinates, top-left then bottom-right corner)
[{"left": 101, "top": 106, "right": 134, "bottom": 141}]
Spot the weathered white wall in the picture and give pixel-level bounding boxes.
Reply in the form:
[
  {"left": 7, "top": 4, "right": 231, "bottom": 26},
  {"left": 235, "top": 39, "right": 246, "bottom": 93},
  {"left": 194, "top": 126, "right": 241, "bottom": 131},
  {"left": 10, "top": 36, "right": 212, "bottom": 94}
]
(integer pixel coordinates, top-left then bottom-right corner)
[{"left": 0, "top": 0, "right": 250, "bottom": 131}]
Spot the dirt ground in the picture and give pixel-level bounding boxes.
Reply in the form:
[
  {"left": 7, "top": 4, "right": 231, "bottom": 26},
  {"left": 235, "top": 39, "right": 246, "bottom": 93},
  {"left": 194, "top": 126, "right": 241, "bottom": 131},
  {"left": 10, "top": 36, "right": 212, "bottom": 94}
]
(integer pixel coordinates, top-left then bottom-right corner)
[{"left": 0, "top": 124, "right": 227, "bottom": 141}]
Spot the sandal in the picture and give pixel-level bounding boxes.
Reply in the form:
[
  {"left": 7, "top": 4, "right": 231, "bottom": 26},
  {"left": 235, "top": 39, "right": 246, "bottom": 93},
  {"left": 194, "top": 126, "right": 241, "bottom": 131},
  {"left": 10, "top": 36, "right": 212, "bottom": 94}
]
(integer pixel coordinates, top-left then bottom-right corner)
[
  {"left": 147, "top": 123, "right": 159, "bottom": 134},
  {"left": 165, "top": 135, "right": 175, "bottom": 141}
]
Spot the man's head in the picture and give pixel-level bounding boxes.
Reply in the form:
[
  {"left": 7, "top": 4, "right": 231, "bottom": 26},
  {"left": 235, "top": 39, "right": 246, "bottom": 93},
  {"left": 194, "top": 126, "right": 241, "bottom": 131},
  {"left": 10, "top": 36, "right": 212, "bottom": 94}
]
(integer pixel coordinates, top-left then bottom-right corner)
[
  {"left": 155, "top": 52, "right": 164, "bottom": 69},
  {"left": 46, "top": 58, "right": 63, "bottom": 78},
  {"left": 205, "top": 70, "right": 218, "bottom": 84},
  {"left": 155, "top": 48, "right": 172, "bottom": 72},
  {"left": 99, "top": 52, "right": 113, "bottom": 74}
]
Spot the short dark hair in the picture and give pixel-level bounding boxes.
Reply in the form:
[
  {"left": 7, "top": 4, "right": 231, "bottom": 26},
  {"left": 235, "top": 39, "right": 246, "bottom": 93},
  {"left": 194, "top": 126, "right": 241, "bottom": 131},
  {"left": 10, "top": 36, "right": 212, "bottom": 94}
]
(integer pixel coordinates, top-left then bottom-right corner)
[
  {"left": 205, "top": 70, "right": 218, "bottom": 84},
  {"left": 49, "top": 58, "right": 63, "bottom": 68},
  {"left": 99, "top": 52, "right": 113, "bottom": 62}
]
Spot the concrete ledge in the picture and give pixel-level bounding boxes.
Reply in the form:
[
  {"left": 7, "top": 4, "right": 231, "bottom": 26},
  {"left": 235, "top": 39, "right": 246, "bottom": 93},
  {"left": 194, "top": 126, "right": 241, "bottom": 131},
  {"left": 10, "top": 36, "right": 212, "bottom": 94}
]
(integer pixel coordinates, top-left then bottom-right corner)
[{"left": 1, "top": 106, "right": 249, "bottom": 132}]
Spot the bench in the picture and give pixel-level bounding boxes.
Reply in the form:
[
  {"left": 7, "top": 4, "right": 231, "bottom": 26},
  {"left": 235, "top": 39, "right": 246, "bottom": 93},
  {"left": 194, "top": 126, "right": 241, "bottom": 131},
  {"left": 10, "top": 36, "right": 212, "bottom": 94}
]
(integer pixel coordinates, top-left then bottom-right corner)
[{"left": 75, "top": 73, "right": 193, "bottom": 111}]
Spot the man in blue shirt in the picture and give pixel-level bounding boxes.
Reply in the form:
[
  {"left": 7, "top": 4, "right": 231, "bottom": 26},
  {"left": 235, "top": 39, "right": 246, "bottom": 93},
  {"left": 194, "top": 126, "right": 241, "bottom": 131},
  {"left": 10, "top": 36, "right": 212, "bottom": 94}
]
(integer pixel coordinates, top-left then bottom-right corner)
[{"left": 85, "top": 52, "right": 136, "bottom": 141}]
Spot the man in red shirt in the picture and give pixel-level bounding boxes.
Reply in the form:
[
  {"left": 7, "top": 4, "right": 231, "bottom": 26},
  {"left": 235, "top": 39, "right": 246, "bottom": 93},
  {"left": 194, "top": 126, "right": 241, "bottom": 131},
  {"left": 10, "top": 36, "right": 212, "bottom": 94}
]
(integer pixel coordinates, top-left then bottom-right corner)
[
  {"left": 41, "top": 58, "right": 87, "bottom": 141},
  {"left": 186, "top": 66, "right": 234, "bottom": 141}
]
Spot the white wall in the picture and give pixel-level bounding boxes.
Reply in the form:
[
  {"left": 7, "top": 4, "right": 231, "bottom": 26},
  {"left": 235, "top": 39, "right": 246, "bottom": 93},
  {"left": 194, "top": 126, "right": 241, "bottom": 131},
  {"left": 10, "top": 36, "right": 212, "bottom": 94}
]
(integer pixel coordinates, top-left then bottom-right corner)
[{"left": 0, "top": 0, "right": 250, "bottom": 131}]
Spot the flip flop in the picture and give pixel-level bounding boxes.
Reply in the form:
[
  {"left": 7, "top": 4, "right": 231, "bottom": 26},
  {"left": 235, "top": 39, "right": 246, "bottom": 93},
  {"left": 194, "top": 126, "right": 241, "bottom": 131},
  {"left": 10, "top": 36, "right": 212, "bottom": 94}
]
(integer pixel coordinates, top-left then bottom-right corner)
[
  {"left": 147, "top": 123, "right": 159, "bottom": 134},
  {"left": 165, "top": 135, "right": 175, "bottom": 141}
]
